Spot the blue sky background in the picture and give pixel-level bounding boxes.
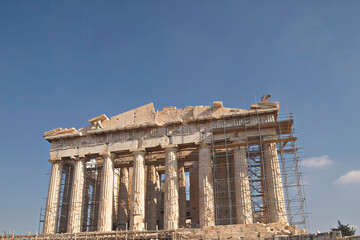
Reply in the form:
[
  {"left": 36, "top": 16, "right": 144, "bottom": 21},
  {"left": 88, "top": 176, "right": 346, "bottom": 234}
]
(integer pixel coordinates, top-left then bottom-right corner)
[{"left": 0, "top": 0, "right": 359, "bottom": 234}]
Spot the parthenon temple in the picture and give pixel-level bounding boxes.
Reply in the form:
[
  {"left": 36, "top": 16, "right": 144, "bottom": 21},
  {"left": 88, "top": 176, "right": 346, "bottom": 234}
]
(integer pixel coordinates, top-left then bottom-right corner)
[{"left": 41, "top": 95, "right": 307, "bottom": 239}]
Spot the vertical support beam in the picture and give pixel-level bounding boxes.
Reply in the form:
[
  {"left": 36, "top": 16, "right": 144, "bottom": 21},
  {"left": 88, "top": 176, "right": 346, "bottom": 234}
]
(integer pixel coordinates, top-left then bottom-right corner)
[
  {"left": 189, "top": 162, "right": 199, "bottom": 228},
  {"left": 116, "top": 167, "right": 129, "bottom": 230},
  {"left": 130, "top": 150, "right": 146, "bottom": 231},
  {"left": 263, "top": 141, "right": 287, "bottom": 223},
  {"left": 155, "top": 171, "right": 161, "bottom": 228},
  {"left": 157, "top": 173, "right": 164, "bottom": 229},
  {"left": 146, "top": 165, "right": 159, "bottom": 230},
  {"left": 97, "top": 152, "right": 115, "bottom": 232},
  {"left": 164, "top": 146, "right": 179, "bottom": 230},
  {"left": 178, "top": 165, "right": 187, "bottom": 228},
  {"left": 91, "top": 169, "right": 102, "bottom": 231},
  {"left": 67, "top": 158, "right": 86, "bottom": 233},
  {"left": 58, "top": 164, "right": 72, "bottom": 233},
  {"left": 43, "top": 160, "right": 64, "bottom": 234},
  {"left": 199, "top": 143, "right": 215, "bottom": 227},
  {"left": 113, "top": 168, "right": 120, "bottom": 225},
  {"left": 234, "top": 145, "right": 253, "bottom": 224},
  {"left": 128, "top": 166, "right": 133, "bottom": 227},
  {"left": 81, "top": 180, "right": 90, "bottom": 232}
]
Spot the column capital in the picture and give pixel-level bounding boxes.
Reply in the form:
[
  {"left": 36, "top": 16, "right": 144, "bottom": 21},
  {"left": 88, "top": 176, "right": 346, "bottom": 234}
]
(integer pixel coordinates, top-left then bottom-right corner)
[
  {"left": 162, "top": 144, "right": 178, "bottom": 152},
  {"left": 102, "top": 150, "right": 113, "bottom": 159},
  {"left": 130, "top": 148, "right": 146, "bottom": 155},
  {"left": 69, "top": 156, "right": 86, "bottom": 163},
  {"left": 48, "top": 158, "right": 62, "bottom": 164}
]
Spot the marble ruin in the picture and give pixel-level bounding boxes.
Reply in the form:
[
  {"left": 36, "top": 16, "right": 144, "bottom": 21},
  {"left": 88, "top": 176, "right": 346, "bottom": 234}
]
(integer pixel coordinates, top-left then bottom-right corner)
[{"left": 41, "top": 96, "right": 307, "bottom": 239}]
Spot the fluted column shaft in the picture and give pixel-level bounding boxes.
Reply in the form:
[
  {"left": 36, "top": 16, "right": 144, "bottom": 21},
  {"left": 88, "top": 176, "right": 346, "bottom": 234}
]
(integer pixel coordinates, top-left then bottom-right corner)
[
  {"left": 234, "top": 146, "right": 253, "bottom": 224},
  {"left": 117, "top": 167, "right": 129, "bottom": 229},
  {"left": 97, "top": 152, "right": 114, "bottom": 232},
  {"left": 199, "top": 144, "right": 215, "bottom": 227},
  {"left": 263, "top": 142, "right": 287, "bottom": 223},
  {"left": 146, "top": 165, "right": 159, "bottom": 230},
  {"left": 43, "top": 160, "right": 64, "bottom": 234},
  {"left": 67, "top": 158, "right": 86, "bottom": 233},
  {"left": 164, "top": 147, "right": 179, "bottom": 230},
  {"left": 130, "top": 150, "right": 146, "bottom": 231}
]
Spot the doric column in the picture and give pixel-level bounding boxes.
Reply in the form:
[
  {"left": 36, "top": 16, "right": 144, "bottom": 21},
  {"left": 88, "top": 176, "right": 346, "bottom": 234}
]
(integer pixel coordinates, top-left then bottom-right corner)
[
  {"left": 164, "top": 146, "right": 179, "bottom": 230},
  {"left": 97, "top": 152, "right": 115, "bottom": 232},
  {"left": 234, "top": 145, "right": 253, "bottom": 224},
  {"left": 263, "top": 141, "right": 287, "bottom": 223},
  {"left": 130, "top": 150, "right": 146, "bottom": 231},
  {"left": 43, "top": 160, "right": 64, "bottom": 234},
  {"left": 178, "top": 165, "right": 187, "bottom": 228},
  {"left": 146, "top": 165, "right": 159, "bottom": 230},
  {"left": 116, "top": 167, "right": 129, "bottom": 230},
  {"left": 198, "top": 143, "right": 215, "bottom": 227},
  {"left": 67, "top": 158, "right": 86, "bottom": 233}
]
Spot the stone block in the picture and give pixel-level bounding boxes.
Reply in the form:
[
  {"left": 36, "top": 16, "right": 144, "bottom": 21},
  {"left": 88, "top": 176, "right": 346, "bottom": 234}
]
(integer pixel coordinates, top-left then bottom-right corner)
[{"left": 108, "top": 140, "right": 138, "bottom": 152}]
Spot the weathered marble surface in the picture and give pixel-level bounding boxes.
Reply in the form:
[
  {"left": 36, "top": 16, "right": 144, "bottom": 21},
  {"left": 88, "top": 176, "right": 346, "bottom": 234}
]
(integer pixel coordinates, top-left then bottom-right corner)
[
  {"left": 44, "top": 102, "right": 277, "bottom": 160},
  {"left": 164, "top": 147, "right": 179, "bottom": 230},
  {"left": 198, "top": 144, "right": 215, "bottom": 227},
  {"left": 263, "top": 141, "right": 287, "bottom": 223},
  {"left": 97, "top": 152, "right": 114, "bottom": 232},
  {"left": 67, "top": 159, "right": 85, "bottom": 233},
  {"left": 130, "top": 151, "right": 146, "bottom": 230},
  {"left": 43, "top": 161, "right": 64, "bottom": 234},
  {"left": 234, "top": 145, "right": 253, "bottom": 224}
]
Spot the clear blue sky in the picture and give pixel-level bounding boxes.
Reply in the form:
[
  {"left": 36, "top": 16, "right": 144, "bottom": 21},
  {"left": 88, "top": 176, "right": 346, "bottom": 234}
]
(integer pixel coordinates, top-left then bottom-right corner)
[{"left": 0, "top": 0, "right": 359, "bottom": 234}]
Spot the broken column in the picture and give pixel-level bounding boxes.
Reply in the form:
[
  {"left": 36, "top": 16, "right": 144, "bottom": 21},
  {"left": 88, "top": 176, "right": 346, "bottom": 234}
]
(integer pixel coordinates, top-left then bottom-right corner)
[
  {"left": 97, "top": 152, "right": 114, "bottom": 232},
  {"left": 116, "top": 167, "right": 129, "bottom": 230},
  {"left": 233, "top": 145, "right": 253, "bottom": 224},
  {"left": 67, "top": 158, "right": 86, "bottom": 233},
  {"left": 178, "top": 165, "right": 187, "bottom": 228},
  {"left": 198, "top": 143, "right": 215, "bottom": 227},
  {"left": 130, "top": 150, "right": 146, "bottom": 231},
  {"left": 263, "top": 140, "right": 287, "bottom": 223},
  {"left": 164, "top": 146, "right": 179, "bottom": 230},
  {"left": 43, "top": 160, "right": 64, "bottom": 234},
  {"left": 146, "top": 165, "right": 159, "bottom": 230}
]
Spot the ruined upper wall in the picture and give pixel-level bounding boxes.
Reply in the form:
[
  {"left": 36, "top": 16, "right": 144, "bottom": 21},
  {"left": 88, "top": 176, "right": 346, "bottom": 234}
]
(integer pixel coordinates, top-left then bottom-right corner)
[{"left": 44, "top": 98, "right": 279, "bottom": 141}]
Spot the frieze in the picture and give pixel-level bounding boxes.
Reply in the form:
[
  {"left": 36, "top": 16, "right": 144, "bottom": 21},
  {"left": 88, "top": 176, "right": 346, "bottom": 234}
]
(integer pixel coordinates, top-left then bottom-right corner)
[{"left": 51, "top": 115, "right": 272, "bottom": 150}]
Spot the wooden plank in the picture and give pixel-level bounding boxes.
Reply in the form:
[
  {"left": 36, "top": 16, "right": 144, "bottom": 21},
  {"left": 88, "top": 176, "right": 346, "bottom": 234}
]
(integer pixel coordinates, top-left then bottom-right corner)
[{"left": 213, "top": 137, "right": 297, "bottom": 149}]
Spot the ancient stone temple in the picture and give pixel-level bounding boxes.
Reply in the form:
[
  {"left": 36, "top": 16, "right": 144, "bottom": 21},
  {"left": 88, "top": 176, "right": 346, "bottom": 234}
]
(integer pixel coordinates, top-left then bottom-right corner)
[{"left": 41, "top": 96, "right": 307, "bottom": 239}]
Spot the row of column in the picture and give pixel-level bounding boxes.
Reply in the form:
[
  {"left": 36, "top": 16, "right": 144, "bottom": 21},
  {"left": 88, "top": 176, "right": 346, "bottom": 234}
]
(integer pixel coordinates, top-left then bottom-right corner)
[
  {"left": 43, "top": 142, "right": 287, "bottom": 234},
  {"left": 43, "top": 144, "right": 217, "bottom": 234}
]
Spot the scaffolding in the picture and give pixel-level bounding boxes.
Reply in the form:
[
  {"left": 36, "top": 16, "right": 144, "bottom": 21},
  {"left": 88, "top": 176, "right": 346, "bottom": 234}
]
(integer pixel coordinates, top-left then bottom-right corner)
[{"left": 210, "top": 106, "right": 308, "bottom": 230}]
